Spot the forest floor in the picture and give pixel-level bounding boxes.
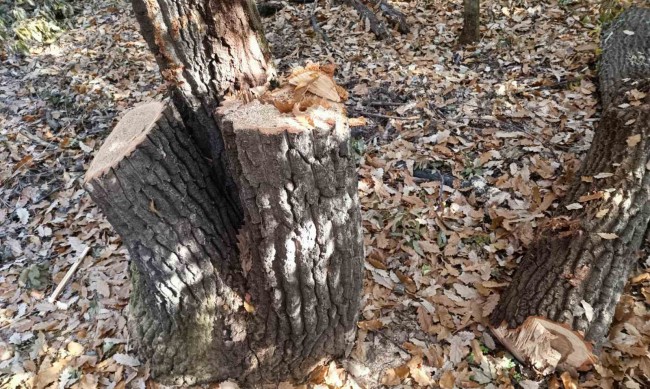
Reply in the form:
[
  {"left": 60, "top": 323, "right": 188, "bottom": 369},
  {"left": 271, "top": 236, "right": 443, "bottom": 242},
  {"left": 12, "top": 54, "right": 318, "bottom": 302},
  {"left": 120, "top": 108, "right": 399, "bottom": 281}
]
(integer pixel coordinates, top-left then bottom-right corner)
[{"left": 1, "top": 0, "right": 649, "bottom": 388}]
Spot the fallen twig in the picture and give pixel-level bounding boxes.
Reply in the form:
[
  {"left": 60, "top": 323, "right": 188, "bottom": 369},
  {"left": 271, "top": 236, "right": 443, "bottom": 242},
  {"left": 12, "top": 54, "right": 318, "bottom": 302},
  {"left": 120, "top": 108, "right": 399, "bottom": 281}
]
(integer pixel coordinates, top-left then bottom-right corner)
[
  {"left": 362, "top": 112, "right": 419, "bottom": 120},
  {"left": 310, "top": 1, "right": 330, "bottom": 44},
  {"left": 367, "top": 101, "right": 404, "bottom": 107},
  {"left": 48, "top": 246, "right": 90, "bottom": 303},
  {"left": 18, "top": 129, "right": 52, "bottom": 148}
]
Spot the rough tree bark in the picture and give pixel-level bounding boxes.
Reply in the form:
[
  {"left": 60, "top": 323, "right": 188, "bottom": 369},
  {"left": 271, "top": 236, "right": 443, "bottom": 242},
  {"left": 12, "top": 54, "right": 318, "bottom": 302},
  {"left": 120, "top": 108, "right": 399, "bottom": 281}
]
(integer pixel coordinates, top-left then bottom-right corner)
[
  {"left": 131, "top": 0, "right": 274, "bottom": 208},
  {"left": 84, "top": 0, "right": 365, "bottom": 386},
  {"left": 490, "top": 7, "right": 650, "bottom": 373},
  {"left": 85, "top": 103, "right": 249, "bottom": 383},
  {"left": 459, "top": 0, "right": 480, "bottom": 44}
]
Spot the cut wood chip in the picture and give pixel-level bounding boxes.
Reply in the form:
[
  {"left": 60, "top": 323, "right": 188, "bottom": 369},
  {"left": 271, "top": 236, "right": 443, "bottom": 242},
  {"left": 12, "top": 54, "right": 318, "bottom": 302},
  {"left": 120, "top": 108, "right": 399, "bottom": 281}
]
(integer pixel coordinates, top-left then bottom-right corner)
[
  {"left": 288, "top": 70, "right": 341, "bottom": 102},
  {"left": 491, "top": 318, "right": 596, "bottom": 374}
]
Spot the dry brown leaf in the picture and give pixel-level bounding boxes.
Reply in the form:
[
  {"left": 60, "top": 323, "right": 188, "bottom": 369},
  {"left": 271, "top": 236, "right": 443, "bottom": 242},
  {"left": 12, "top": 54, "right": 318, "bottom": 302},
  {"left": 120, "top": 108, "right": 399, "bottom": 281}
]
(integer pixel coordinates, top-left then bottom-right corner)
[
  {"left": 438, "top": 370, "right": 455, "bottom": 389},
  {"left": 560, "top": 371, "right": 578, "bottom": 389},
  {"left": 381, "top": 364, "right": 409, "bottom": 386},
  {"left": 358, "top": 319, "right": 383, "bottom": 331},
  {"left": 67, "top": 341, "right": 84, "bottom": 356}
]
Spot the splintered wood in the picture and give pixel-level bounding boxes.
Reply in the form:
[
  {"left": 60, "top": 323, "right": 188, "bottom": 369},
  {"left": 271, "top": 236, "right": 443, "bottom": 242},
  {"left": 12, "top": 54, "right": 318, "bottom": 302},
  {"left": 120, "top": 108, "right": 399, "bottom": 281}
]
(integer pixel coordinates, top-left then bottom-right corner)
[
  {"left": 491, "top": 318, "right": 596, "bottom": 375},
  {"left": 259, "top": 64, "right": 347, "bottom": 111},
  {"left": 221, "top": 63, "right": 356, "bottom": 134}
]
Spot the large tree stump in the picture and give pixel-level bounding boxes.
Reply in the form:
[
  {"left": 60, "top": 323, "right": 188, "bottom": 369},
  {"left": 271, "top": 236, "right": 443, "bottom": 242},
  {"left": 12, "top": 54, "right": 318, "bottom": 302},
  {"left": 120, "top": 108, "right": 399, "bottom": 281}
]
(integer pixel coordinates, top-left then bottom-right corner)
[
  {"left": 490, "top": 7, "right": 650, "bottom": 374},
  {"left": 86, "top": 77, "right": 363, "bottom": 385},
  {"left": 218, "top": 98, "right": 364, "bottom": 381}
]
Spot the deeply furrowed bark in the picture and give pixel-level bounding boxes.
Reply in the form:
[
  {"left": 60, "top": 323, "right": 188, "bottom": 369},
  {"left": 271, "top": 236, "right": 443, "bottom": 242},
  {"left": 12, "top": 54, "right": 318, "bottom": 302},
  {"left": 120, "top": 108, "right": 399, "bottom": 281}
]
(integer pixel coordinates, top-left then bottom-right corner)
[
  {"left": 114, "top": 1, "right": 364, "bottom": 385},
  {"left": 490, "top": 7, "right": 650, "bottom": 373},
  {"left": 219, "top": 100, "right": 364, "bottom": 382},
  {"left": 599, "top": 8, "right": 650, "bottom": 107}
]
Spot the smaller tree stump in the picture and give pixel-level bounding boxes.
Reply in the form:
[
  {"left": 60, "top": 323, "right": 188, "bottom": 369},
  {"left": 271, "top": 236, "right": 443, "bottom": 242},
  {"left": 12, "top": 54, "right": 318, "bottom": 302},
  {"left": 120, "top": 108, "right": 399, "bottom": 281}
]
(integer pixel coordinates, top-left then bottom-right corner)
[{"left": 85, "top": 102, "right": 250, "bottom": 385}]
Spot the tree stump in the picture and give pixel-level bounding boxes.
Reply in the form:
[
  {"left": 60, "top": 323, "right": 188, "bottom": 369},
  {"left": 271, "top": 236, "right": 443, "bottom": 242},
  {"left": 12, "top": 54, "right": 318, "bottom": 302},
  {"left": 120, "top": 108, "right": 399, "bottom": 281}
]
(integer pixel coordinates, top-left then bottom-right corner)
[
  {"left": 86, "top": 82, "right": 363, "bottom": 385},
  {"left": 490, "top": 7, "right": 650, "bottom": 374},
  {"left": 123, "top": 0, "right": 364, "bottom": 384},
  {"left": 85, "top": 102, "right": 250, "bottom": 384},
  {"left": 218, "top": 97, "right": 364, "bottom": 382}
]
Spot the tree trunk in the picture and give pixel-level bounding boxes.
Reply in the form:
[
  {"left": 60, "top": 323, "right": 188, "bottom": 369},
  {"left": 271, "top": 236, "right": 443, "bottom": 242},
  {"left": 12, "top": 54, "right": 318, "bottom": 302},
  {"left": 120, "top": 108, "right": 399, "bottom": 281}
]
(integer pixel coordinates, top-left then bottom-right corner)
[
  {"left": 459, "top": 0, "right": 480, "bottom": 44},
  {"left": 131, "top": 0, "right": 275, "bottom": 209},
  {"left": 490, "top": 7, "right": 650, "bottom": 374},
  {"left": 84, "top": 0, "right": 365, "bottom": 385}
]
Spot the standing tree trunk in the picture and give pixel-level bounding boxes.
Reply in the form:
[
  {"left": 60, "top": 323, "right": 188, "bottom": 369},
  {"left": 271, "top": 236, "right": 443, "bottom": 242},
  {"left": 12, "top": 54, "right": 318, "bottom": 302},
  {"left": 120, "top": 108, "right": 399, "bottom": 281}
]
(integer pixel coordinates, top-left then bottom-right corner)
[
  {"left": 84, "top": 0, "right": 364, "bottom": 386},
  {"left": 459, "top": 0, "right": 480, "bottom": 44},
  {"left": 490, "top": 7, "right": 650, "bottom": 374},
  {"left": 131, "top": 0, "right": 274, "bottom": 209}
]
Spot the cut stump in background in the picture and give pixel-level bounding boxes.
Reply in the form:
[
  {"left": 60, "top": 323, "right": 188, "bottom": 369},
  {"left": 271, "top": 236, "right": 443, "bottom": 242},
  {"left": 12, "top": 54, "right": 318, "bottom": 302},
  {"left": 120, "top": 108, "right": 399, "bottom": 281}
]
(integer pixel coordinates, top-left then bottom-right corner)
[
  {"left": 86, "top": 66, "right": 364, "bottom": 386},
  {"left": 490, "top": 7, "right": 650, "bottom": 374}
]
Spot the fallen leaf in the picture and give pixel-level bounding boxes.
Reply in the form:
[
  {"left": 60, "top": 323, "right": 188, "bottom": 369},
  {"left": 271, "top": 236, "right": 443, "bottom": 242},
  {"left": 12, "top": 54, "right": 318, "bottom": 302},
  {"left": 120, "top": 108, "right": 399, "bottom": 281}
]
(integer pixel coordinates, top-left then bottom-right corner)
[
  {"left": 67, "top": 341, "right": 84, "bottom": 356},
  {"left": 16, "top": 208, "right": 29, "bottom": 224},
  {"left": 381, "top": 364, "right": 409, "bottom": 386},
  {"left": 627, "top": 134, "right": 641, "bottom": 147},
  {"left": 565, "top": 203, "right": 583, "bottom": 210},
  {"left": 439, "top": 370, "right": 455, "bottom": 389},
  {"left": 594, "top": 172, "right": 614, "bottom": 179},
  {"left": 560, "top": 371, "right": 578, "bottom": 389},
  {"left": 113, "top": 353, "right": 140, "bottom": 367},
  {"left": 79, "top": 141, "right": 93, "bottom": 153},
  {"left": 358, "top": 319, "right": 383, "bottom": 331}
]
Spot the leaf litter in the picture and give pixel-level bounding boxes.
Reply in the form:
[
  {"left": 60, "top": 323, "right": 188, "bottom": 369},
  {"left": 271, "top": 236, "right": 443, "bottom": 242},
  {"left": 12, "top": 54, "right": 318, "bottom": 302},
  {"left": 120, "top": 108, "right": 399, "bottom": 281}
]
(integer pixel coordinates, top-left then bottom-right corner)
[{"left": 1, "top": 0, "right": 649, "bottom": 388}]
